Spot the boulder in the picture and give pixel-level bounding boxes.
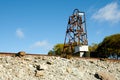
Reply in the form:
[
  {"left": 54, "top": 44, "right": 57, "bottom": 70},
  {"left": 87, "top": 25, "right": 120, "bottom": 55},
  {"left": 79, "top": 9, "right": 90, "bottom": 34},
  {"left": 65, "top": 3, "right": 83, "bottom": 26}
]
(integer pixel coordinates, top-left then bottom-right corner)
[
  {"left": 16, "top": 51, "right": 26, "bottom": 57},
  {"left": 35, "top": 70, "right": 44, "bottom": 77},
  {"left": 95, "top": 71, "right": 116, "bottom": 80}
]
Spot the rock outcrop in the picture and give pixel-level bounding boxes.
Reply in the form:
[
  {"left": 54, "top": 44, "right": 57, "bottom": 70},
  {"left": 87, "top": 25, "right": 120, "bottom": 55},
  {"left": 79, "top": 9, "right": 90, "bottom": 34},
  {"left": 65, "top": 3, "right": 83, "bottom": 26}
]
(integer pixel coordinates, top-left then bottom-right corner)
[{"left": 0, "top": 55, "right": 119, "bottom": 80}]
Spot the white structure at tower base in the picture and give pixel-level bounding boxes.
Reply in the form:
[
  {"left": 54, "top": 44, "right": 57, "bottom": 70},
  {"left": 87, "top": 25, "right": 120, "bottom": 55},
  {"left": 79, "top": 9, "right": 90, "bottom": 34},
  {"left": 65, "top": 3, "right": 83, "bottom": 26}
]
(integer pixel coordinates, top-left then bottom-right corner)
[{"left": 75, "top": 45, "right": 88, "bottom": 57}]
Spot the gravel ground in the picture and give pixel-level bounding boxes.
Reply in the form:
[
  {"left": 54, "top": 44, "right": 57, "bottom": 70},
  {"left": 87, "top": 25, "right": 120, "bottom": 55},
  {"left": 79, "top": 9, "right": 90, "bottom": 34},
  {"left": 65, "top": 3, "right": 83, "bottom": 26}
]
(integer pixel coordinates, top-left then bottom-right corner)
[{"left": 0, "top": 55, "right": 119, "bottom": 80}]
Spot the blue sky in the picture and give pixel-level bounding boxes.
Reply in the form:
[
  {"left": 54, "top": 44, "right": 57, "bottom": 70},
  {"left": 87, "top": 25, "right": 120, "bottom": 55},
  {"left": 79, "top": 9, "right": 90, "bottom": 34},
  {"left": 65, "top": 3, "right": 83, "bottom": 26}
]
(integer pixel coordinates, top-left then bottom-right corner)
[{"left": 0, "top": 0, "right": 120, "bottom": 54}]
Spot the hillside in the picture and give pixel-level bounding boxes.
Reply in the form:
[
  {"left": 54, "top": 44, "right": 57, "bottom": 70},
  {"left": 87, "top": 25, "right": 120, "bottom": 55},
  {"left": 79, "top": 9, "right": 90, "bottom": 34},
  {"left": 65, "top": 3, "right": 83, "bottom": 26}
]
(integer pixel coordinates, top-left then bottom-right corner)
[{"left": 0, "top": 55, "right": 120, "bottom": 80}]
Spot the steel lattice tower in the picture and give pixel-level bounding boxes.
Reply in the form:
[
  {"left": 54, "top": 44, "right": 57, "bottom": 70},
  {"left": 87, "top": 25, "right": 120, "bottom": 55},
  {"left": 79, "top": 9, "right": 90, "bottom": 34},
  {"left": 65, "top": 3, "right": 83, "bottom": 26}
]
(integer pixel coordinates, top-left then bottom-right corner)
[{"left": 62, "top": 9, "right": 88, "bottom": 57}]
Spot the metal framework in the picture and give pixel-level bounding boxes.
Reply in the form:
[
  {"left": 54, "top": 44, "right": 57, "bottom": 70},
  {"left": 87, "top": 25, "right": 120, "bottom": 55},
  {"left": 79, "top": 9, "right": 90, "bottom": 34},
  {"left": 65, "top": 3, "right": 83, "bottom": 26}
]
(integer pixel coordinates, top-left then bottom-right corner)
[{"left": 62, "top": 9, "right": 88, "bottom": 57}]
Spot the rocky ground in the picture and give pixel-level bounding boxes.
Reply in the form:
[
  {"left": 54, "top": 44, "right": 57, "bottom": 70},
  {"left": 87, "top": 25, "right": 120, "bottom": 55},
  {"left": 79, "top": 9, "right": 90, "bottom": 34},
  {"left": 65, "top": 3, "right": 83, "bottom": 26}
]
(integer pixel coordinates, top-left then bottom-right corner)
[{"left": 0, "top": 55, "right": 120, "bottom": 80}]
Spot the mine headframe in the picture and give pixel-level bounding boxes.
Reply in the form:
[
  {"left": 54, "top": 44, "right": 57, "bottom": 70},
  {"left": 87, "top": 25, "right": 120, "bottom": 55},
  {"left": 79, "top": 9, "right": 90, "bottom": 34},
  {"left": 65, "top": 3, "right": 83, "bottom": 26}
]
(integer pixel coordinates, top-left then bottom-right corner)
[{"left": 62, "top": 9, "right": 88, "bottom": 58}]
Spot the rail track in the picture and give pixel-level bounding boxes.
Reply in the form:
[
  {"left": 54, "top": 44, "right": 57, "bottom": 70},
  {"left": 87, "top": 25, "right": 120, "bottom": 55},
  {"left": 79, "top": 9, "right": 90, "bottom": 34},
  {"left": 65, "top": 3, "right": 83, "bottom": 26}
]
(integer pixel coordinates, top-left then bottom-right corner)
[
  {"left": 0, "top": 52, "right": 119, "bottom": 62},
  {"left": 0, "top": 52, "right": 48, "bottom": 56}
]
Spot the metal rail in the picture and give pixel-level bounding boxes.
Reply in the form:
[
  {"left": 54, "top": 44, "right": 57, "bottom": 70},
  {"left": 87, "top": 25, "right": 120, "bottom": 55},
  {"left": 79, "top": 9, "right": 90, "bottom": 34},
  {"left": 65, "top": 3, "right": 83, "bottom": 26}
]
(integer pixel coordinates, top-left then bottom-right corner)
[
  {"left": 0, "top": 52, "right": 47, "bottom": 56},
  {"left": 0, "top": 52, "right": 119, "bottom": 62}
]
